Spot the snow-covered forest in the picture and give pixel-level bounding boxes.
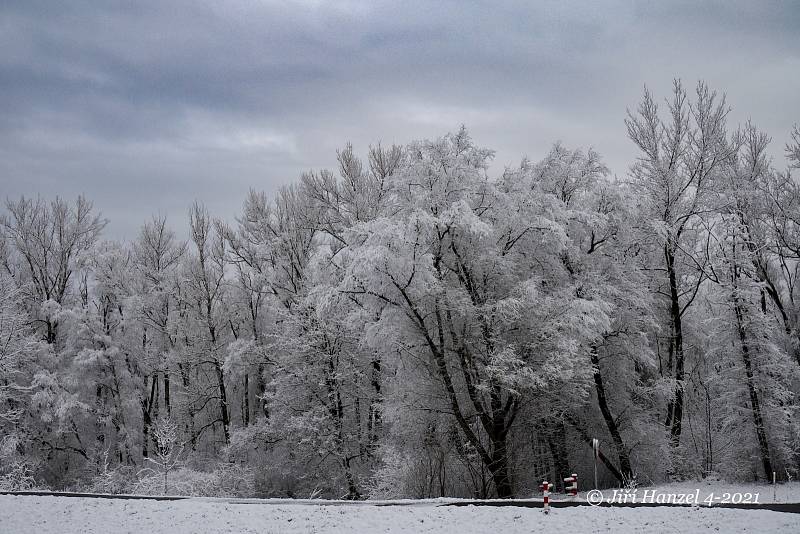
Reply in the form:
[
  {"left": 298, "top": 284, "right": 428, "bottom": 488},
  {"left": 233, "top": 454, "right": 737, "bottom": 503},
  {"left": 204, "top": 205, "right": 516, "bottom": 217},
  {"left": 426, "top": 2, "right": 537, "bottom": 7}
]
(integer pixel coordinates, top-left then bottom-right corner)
[{"left": 2, "top": 81, "right": 800, "bottom": 499}]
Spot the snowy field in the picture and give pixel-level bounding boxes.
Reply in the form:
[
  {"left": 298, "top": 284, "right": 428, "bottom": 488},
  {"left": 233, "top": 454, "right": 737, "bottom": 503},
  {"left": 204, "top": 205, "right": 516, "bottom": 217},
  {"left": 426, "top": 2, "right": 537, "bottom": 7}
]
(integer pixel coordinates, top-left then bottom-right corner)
[
  {"left": 626, "top": 480, "right": 800, "bottom": 502},
  {"left": 560, "top": 480, "right": 800, "bottom": 504},
  {"left": 2, "top": 494, "right": 800, "bottom": 534}
]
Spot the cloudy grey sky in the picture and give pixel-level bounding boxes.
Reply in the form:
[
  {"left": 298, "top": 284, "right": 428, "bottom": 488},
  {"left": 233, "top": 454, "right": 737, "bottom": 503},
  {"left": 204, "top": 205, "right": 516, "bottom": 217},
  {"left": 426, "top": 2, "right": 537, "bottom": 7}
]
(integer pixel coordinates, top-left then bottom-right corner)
[{"left": 2, "top": 0, "right": 799, "bottom": 238}]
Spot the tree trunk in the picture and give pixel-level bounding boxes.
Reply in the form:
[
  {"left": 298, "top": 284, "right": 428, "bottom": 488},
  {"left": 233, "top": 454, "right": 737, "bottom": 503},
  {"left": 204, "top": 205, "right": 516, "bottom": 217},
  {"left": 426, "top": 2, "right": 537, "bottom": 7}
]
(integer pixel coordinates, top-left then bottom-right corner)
[
  {"left": 45, "top": 319, "right": 57, "bottom": 345},
  {"left": 488, "top": 433, "right": 513, "bottom": 498},
  {"left": 257, "top": 364, "right": 269, "bottom": 419},
  {"left": 164, "top": 372, "right": 170, "bottom": 416},
  {"left": 733, "top": 292, "right": 773, "bottom": 481},
  {"left": 142, "top": 409, "right": 150, "bottom": 458},
  {"left": 214, "top": 361, "right": 230, "bottom": 444},
  {"left": 243, "top": 373, "right": 250, "bottom": 426},
  {"left": 487, "top": 385, "right": 514, "bottom": 498},
  {"left": 142, "top": 375, "right": 157, "bottom": 458},
  {"left": 590, "top": 346, "right": 634, "bottom": 481},
  {"left": 367, "top": 358, "right": 382, "bottom": 451},
  {"left": 95, "top": 384, "right": 105, "bottom": 453},
  {"left": 325, "top": 355, "right": 360, "bottom": 499},
  {"left": 665, "top": 244, "right": 685, "bottom": 446}
]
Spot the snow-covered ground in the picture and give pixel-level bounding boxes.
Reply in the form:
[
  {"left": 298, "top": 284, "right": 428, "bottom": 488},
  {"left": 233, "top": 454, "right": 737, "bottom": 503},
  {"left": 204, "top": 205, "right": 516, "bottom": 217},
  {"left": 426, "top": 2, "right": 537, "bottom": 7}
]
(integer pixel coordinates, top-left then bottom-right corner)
[
  {"left": 625, "top": 480, "right": 800, "bottom": 503},
  {"left": 548, "top": 480, "right": 800, "bottom": 505},
  {"left": 1, "top": 494, "right": 800, "bottom": 534}
]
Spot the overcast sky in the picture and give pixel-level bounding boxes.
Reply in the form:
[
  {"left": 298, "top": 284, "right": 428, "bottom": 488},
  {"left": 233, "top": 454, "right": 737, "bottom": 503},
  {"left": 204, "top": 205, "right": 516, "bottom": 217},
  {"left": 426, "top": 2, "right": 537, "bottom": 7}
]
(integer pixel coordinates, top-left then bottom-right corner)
[{"left": 2, "top": 0, "right": 799, "bottom": 238}]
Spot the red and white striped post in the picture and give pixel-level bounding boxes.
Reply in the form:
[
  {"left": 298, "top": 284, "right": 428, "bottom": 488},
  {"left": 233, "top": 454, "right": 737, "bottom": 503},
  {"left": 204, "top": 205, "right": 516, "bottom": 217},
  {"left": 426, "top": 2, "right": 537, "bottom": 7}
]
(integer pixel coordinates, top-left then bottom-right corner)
[
  {"left": 539, "top": 480, "right": 552, "bottom": 514},
  {"left": 563, "top": 473, "right": 578, "bottom": 497}
]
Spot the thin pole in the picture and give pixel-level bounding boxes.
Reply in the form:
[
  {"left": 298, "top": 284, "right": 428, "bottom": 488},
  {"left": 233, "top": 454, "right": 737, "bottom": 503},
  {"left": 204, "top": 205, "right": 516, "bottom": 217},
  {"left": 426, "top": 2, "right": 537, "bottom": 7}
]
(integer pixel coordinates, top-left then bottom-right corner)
[{"left": 542, "top": 481, "right": 550, "bottom": 514}]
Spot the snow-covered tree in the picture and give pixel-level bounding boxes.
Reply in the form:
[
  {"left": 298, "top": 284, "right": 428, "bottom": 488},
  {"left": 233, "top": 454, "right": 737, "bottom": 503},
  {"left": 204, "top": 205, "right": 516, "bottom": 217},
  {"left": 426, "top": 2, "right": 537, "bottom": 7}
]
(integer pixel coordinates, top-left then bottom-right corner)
[
  {"left": 337, "top": 129, "right": 611, "bottom": 496},
  {"left": 626, "top": 81, "right": 736, "bottom": 454},
  {"left": 144, "top": 416, "right": 184, "bottom": 494},
  {"left": 0, "top": 196, "right": 106, "bottom": 345},
  {"left": 0, "top": 273, "right": 43, "bottom": 489}
]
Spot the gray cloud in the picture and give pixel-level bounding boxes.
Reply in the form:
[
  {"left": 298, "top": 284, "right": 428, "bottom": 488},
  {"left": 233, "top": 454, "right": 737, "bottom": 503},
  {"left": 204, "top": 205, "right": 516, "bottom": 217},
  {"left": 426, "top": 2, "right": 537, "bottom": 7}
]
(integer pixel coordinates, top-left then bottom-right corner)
[{"left": 1, "top": 0, "right": 798, "bottom": 237}]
